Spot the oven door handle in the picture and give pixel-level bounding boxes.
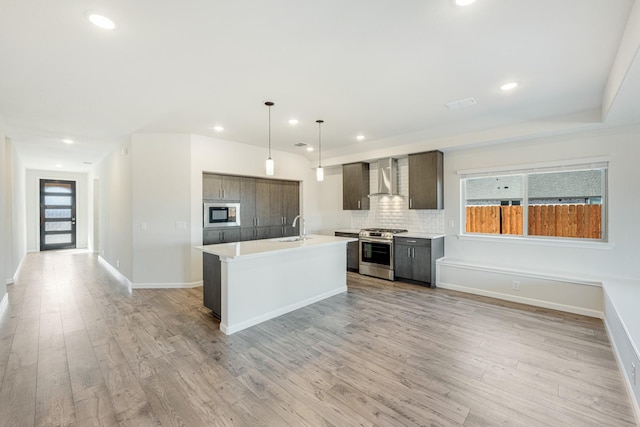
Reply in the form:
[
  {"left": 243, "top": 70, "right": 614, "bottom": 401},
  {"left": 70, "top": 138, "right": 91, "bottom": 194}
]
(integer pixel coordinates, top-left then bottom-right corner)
[{"left": 359, "top": 237, "right": 392, "bottom": 244}]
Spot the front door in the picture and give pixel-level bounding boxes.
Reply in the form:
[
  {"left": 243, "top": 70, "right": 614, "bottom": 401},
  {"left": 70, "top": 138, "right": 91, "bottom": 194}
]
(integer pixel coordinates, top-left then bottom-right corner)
[{"left": 40, "top": 179, "right": 77, "bottom": 251}]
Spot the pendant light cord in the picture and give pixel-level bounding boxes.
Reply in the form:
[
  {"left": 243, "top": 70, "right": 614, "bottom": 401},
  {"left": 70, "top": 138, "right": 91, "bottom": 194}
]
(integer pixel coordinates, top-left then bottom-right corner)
[
  {"left": 268, "top": 104, "right": 272, "bottom": 158},
  {"left": 316, "top": 119, "right": 324, "bottom": 167}
]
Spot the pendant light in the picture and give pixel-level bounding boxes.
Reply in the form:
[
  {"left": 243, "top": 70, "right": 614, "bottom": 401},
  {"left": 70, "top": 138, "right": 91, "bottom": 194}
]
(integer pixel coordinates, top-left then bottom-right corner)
[
  {"left": 316, "top": 119, "right": 324, "bottom": 181},
  {"left": 265, "top": 101, "right": 275, "bottom": 176}
]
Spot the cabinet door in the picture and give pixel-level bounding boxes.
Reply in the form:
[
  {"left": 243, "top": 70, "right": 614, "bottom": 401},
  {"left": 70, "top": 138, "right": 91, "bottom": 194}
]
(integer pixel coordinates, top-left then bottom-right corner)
[
  {"left": 204, "top": 228, "right": 240, "bottom": 244},
  {"left": 202, "top": 253, "right": 221, "bottom": 318},
  {"left": 220, "top": 228, "right": 240, "bottom": 243},
  {"left": 255, "top": 179, "right": 270, "bottom": 227},
  {"left": 203, "top": 174, "right": 222, "bottom": 200},
  {"left": 412, "top": 245, "right": 432, "bottom": 283},
  {"left": 394, "top": 244, "right": 414, "bottom": 279},
  {"left": 240, "top": 227, "right": 256, "bottom": 241},
  {"left": 408, "top": 151, "right": 444, "bottom": 210},
  {"left": 221, "top": 176, "right": 240, "bottom": 201},
  {"left": 256, "top": 226, "right": 271, "bottom": 240},
  {"left": 203, "top": 229, "right": 222, "bottom": 245},
  {"left": 268, "top": 180, "right": 284, "bottom": 226},
  {"left": 240, "top": 177, "right": 257, "bottom": 227},
  {"left": 282, "top": 180, "right": 300, "bottom": 229},
  {"left": 343, "top": 162, "right": 370, "bottom": 210},
  {"left": 269, "top": 225, "right": 286, "bottom": 238}
]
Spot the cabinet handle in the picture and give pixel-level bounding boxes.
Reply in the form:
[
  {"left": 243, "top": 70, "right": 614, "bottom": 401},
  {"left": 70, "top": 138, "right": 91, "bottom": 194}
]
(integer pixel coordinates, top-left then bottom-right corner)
[
  {"left": 412, "top": 247, "right": 415, "bottom": 258},
  {"left": 357, "top": 200, "right": 361, "bottom": 209},
  {"left": 407, "top": 240, "right": 417, "bottom": 243},
  {"left": 257, "top": 218, "right": 259, "bottom": 226},
  {"left": 408, "top": 248, "right": 411, "bottom": 257},
  {"left": 222, "top": 189, "right": 225, "bottom": 199},
  {"left": 409, "top": 198, "right": 413, "bottom": 208}
]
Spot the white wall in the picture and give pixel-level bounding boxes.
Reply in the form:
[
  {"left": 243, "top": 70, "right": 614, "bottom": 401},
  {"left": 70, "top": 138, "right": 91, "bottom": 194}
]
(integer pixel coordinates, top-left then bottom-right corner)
[
  {"left": 6, "top": 139, "right": 26, "bottom": 283},
  {"left": 25, "top": 169, "right": 89, "bottom": 252},
  {"left": 131, "top": 133, "right": 192, "bottom": 286},
  {"left": 91, "top": 140, "right": 133, "bottom": 280},
  {"left": 443, "top": 124, "right": 640, "bottom": 281},
  {"left": 0, "top": 122, "right": 7, "bottom": 302}
]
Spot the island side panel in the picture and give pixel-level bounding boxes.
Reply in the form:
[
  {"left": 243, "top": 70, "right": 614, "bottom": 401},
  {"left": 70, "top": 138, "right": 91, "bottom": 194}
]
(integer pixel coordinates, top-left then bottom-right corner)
[{"left": 219, "top": 243, "right": 348, "bottom": 335}]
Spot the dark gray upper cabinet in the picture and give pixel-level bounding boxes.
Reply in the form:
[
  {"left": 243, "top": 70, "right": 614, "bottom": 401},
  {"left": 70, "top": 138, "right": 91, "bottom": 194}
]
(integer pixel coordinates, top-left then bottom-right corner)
[
  {"left": 203, "top": 173, "right": 240, "bottom": 201},
  {"left": 268, "top": 180, "right": 283, "bottom": 226},
  {"left": 222, "top": 176, "right": 299, "bottom": 241},
  {"left": 282, "top": 180, "right": 300, "bottom": 231},
  {"left": 240, "top": 177, "right": 256, "bottom": 227},
  {"left": 342, "top": 162, "right": 370, "bottom": 210},
  {"left": 255, "top": 179, "right": 271, "bottom": 228},
  {"left": 408, "top": 151, "right": 443, "bottom": 210}
]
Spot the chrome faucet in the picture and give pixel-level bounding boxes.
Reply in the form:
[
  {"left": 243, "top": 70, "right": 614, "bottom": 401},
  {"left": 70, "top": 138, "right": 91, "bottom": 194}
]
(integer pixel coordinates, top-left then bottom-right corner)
[{"left": 292, "top": 215, "right": 306, "bottom": 240}]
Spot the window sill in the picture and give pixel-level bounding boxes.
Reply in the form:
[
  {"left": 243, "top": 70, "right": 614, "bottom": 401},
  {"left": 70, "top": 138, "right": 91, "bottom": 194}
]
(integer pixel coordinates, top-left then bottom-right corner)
[{"left": 456, "top": 233, "right": 614, "bottom": 250}]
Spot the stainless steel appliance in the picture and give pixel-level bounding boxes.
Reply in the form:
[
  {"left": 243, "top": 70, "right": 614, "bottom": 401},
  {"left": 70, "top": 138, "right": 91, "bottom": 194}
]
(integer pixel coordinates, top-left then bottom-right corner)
[
  {"left": 359, "top": 228, "right": 408, "bottom": 280},
  {"left": 203, "top": 202, "right": 240, "bottom": 228}
]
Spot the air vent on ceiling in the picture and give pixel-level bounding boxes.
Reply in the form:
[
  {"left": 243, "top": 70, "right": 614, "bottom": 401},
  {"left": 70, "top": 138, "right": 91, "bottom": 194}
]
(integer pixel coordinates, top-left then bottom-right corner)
[{"left": 446, "top": 97, "right": 477, "bottom": 110}]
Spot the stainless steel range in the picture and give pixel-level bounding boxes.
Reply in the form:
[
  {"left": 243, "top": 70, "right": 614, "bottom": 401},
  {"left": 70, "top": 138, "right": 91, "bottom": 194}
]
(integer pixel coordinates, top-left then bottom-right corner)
[{"left": 359, "top": 228, "right": 408, "bottom": 281}]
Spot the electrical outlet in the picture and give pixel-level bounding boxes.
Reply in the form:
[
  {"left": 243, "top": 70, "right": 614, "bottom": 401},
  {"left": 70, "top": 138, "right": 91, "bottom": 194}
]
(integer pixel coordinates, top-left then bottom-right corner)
[
  {"left": 116, "top": 260, "right": 120, "bottom": 268},
  {"left": 512, "top": 280, "right": 520, "bottom": 291},
  {"left": 632, "top": 362, "right": 637, "bottom": 386}
]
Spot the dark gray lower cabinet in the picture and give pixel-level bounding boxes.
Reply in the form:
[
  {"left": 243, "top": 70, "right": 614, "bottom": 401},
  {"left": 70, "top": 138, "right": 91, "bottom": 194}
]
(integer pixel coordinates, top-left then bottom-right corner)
[
  {"left": 394, "top": 236, "right": 444, "bottom": 287},
  {"left": 335, "top": 232, "right": 359, "bottom": 271},
  {"left": 269, "top": 225, "right": 297, "bottom": 239},
  {"left": 203, "top": 227, "right": 240, "bottom": 245},
  {"left": 241, "top": 226, "right": 270, "bottom": 241},
  {"left": 202, "top": 253, "right": 221, "bottom": 319}
]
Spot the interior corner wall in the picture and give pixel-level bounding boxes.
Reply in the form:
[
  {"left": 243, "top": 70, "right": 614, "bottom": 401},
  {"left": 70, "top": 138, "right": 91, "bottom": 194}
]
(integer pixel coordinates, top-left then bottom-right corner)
[
  {"left": 25, "top": 169, "right": 89, "bottom": 252},
  {"left": 442, "top": 123, "right": 640, "bottom": 282},
  {"left": 7, "top": 139, "right": 26, "bottom": 283},
  {"left": 1, "top": 122, "right": 7, "bottom": 300},
  {"left": 92, "top": 140, "right": 133, "bottom": 280}
]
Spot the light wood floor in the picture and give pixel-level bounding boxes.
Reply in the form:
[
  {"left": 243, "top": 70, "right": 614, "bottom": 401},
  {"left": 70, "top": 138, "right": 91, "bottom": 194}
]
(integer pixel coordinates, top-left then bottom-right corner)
[{"left": 0, "top": 250, "right": 636, "bottom": 426}]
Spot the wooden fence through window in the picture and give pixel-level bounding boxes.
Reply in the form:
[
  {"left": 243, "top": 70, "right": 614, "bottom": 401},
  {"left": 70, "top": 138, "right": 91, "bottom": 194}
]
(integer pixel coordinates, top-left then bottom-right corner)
[{"left": 465, "top": 204, "right": 602, "bottom": 239}]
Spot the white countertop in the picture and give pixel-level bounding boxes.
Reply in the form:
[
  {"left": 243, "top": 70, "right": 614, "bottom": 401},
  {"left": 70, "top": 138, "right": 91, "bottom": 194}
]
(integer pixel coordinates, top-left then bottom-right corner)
[
  {"left": 396, "top": 232, "right": 445, "bottom": 239},
  {"left": 197, "top": 234, "right": 357, "bottom": 261}
]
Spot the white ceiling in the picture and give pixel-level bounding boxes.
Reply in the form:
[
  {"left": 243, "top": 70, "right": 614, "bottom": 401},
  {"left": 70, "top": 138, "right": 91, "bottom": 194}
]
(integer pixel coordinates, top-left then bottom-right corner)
[{"left": 1, "top": 0, "right": 639, "bottom": 172}]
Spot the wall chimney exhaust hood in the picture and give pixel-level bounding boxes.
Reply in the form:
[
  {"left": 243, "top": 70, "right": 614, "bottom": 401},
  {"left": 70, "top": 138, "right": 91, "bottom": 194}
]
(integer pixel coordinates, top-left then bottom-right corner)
[{"left": 369, "top": 158, "right": 400, "bottom": 197}]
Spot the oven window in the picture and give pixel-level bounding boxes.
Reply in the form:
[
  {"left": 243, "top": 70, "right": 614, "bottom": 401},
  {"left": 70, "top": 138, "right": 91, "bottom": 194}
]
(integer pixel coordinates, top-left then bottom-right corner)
[
  {"left": 209, "top": 207, "right": 228, "bottom": 222},
  {"left": 361, "top": 241, "right": 391, "bottom": 266}
]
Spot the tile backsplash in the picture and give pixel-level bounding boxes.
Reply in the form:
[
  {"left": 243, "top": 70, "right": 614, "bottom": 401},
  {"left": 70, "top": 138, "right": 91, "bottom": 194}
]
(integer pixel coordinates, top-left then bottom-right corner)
[{"left": 350, "top": 158, "right": 445, "bottom": 233}]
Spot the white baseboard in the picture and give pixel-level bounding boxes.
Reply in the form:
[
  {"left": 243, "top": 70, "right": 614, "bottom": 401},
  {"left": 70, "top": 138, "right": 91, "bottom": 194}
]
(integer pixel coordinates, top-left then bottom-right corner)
[
  {"left": 98, "top": 256, "right": 132, "bottom": 290},
  {"left": 221, "top": 286, "right": 347, "bottom": 335},
  {"left": 436, "top": 281, "right": 603, "bottom": 319},
  {"left": 0, "top": 293, "right": 8, "bottom": 315},
  {"left": 132, "top": 281, "right": 202, "bottom": 289}
]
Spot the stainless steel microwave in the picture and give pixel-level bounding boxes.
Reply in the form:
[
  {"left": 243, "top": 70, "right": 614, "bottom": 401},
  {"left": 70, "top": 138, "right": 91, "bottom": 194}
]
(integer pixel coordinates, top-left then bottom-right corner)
[{"left": 203, "top": 202, "right": 240, "bottom": 228}]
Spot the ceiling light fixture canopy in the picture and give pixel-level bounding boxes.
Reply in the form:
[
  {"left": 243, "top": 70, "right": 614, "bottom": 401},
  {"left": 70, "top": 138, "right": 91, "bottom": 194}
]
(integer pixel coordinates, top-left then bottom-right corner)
[
  {"left": 500, "top": 81, "right": 519, "bottom": 91},
  {"left": 316, "top": 119, "right": 324, "bottom": 182},
  {"left": 453, "top": 0, "right": 477, "bottom": 6},
  {"left": 265, "top": 101, "right": 275, "bottom": 176},
  {"left": 87, "top": 13, "right": 117, "bottom": 30}
]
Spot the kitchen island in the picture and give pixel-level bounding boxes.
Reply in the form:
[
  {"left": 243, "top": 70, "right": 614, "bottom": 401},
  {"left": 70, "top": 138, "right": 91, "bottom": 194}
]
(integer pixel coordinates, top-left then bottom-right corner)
[{"left": 198, "top": 234, "right": 357, "bottom": 335}]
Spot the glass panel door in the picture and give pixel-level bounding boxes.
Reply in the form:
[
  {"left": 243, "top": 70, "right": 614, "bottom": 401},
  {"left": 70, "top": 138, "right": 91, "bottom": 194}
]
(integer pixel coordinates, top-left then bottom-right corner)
[{"left": 40, "top": 179, "right": 76, "bottom": 251}]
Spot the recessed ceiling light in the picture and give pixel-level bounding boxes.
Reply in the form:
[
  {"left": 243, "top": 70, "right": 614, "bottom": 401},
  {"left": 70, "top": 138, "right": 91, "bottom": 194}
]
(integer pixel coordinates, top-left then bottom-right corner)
[
  {"left": 356, "top": 135, "right": 366, "bottom": 141},
  {"left": 62, "top": 139, "right": 74, "bottom": 144},
  {"left": 288, "top": 119, "right": 299, "bottom": 125},
  {"left": 213, "top": 126, "right": 224, "bottom": 132},
  {"left": 306, "top": 147, "right": 314, "bottom": 152},
  {"left": 453, "top": 0, "right": 477, "bottom": 6},
  {"left": 500, "top": 81, "right": 519, "bottom": 91},
  {"left": 56, "top": 164, "right": 63, "bottom": 168},
  {"left": 87, "top": 13, "right": 117, "bottom": 30}
]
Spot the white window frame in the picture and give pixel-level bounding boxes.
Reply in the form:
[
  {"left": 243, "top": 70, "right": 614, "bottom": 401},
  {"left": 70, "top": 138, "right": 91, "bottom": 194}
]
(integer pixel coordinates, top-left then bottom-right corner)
[{"left": 458, "top": 157, "right": 610, "bottom": 246}]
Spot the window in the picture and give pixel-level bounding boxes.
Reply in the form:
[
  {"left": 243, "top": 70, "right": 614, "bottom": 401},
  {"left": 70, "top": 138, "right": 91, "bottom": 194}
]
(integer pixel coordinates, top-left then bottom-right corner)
[{"left": 461, "top": 161, "right": 607, "bottom": 241}]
